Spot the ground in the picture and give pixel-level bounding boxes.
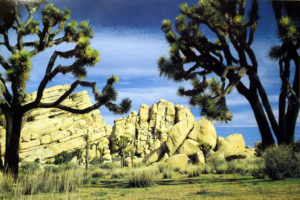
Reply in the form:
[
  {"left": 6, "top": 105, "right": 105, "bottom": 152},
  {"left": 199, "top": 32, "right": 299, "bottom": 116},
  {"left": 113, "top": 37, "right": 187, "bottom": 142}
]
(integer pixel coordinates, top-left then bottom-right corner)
[{"left": 19, "top": 174, "right": 300, "bottom": 200}]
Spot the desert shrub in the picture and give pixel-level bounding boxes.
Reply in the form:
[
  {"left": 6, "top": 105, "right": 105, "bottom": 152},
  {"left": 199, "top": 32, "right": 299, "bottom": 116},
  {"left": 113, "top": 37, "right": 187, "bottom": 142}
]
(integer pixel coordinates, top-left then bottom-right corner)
[
  {"left": 263, "top": 145, "right": 300, "bottom": 180},
  {"left": 162, "top": 169, "right": 173, "bottom": 179},
  {"left": 128, "top": 168, "right": 153, "bottom": 187},
  {"left": 254, "top": 142, "right": 263, "bottom": 157},
  {"left": 20, "top": 162, "right": 41, "bottom": 173},
  {"left": 57, "top": 163, "right": 78, "bottom": 171},
  {"left": 158, "top": 163, "right": 169, "bottom": 173},
  {"left": 198, "top": 142, "right": 212, "bottom": 161},
  {"left": 54, "top": 151, "right": 74, "bottom": 165},
  {"left": 158, "top": 163, "right": 174, "bottom": 173},
  {"left": 203, "top": 163, "right": 213, "bottom": 174},
  {"left": 0, "top": 172, "right": 14, "bottom": 194},
  {"left": 210, "top": 159, "right": 228, "bottom": 174},
  {"left": 100, "top": 162, "right": 120, "bottom": 170},
  {"left": 91, "top": 169, "right": 105, "bottom": 178},
  {"left": 111, "top": 168, "right": 129, "bottom": 179},
  {"left": 134, "top": 162, "right": 146, "bottom": 168},
  {"left": 55, "top": 169, "right": 84, "bottom": 192},
  {"left": 186, "top": 165, "right": 202, "bottom": 177}
]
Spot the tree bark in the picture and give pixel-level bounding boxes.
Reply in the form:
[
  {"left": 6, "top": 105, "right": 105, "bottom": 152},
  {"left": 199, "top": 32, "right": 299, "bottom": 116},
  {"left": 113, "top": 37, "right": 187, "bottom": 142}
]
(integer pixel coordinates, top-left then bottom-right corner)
[
  {"left": 241, "top": 90, "right": 276, "bottom": 147},
  {"left": 85, "top": 139, "right": 89, "bottom": 171},
  {"left": 285, "top": 54, "right": 300, "bottom": 145},
  {"left": 0, "top": 142, "right": 3, "bottom": 170},
  {"left": 4, "top": 110, "right": 23, "bottom": 179}
]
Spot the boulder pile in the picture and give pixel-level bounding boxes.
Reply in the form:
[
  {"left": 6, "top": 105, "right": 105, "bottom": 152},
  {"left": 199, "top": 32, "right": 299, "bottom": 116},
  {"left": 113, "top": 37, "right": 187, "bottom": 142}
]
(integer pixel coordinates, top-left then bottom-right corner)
[
  {"left": 0, "top": 86, "right": 254, "bottom": 167},
  {"left": 111, "top": 99, "right": 255, "bottom": 168},
  {"left": 0, "top": 85, "right": 112, "bottom": 163}
]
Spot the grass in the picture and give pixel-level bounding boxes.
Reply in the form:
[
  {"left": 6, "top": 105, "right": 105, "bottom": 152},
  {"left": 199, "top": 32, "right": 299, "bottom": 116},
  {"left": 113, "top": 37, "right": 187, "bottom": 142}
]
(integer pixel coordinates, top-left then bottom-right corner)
[
  {"left": 1, "top": 161, "right": 299, "bottom": 199},
  {"left": 24, "top": 174, "right": 300, "bottom": 200}
]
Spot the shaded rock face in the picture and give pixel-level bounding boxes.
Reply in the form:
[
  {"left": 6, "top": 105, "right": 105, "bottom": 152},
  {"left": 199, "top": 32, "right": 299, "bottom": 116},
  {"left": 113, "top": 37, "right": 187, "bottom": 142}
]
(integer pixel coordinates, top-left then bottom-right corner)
[{"left": 0, "top": 85, "right": 112, "bottom": 163}]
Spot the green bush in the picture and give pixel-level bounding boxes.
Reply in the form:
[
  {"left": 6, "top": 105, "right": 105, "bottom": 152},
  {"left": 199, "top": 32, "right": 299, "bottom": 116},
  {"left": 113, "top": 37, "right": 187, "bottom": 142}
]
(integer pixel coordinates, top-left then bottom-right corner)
[
  {"left": 100, "top": 162, "right": 120, "bottom": 170},
  {"left": 20, "top": 162, "right": 41, "bottom": 173},
  {"left": 128, "top": 168, "right": 153, "bottom": 187},
  {"left": 203, "top": 163, "right": 213, "bottom": 174},
  {"left": 162, "top": 170, "right": 173, "bottom": 179},
  {"left": 263, "top": 145, "right": 300, "bottom": 180},
  {"left": 227, "top": 158, "right": 265, "bottom": 175},
  {"left": 0, "top": 167, "right": 85, "bottom": 198},
  {"left": 91, "top": 169, "right": 105, "bottom": 178},
  {"left": 54, "top": 151, "right": 73, "bottom": 165},
  {"left": 210, "top": 159, "right": 228, "bottom": 174},
  {"left": 198, "top": 142, "right": 212, "bottom": 161},
  {"left": 111, "top": 168, "right": 129, "bottom": 179}
]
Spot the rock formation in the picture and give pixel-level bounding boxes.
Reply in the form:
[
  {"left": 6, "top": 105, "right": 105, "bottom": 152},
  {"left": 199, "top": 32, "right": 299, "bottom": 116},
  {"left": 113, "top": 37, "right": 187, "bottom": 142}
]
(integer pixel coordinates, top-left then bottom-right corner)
[
  {"left": 0, "top": 91, "right": 254, "bottom": 167},
  {"left": 111, "top": 99, "right": 255, "bottom": 166},
  {"left": 0, "top": 85, "right": 112, "bottom": 163}
]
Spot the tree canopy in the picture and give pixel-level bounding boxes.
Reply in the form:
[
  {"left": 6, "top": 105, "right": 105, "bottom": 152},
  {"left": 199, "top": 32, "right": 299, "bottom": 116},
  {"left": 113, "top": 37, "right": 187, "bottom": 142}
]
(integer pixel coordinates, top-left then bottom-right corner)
[
  {"left": 0, "top": 1, "right": 131, "bottom": 177},
  {"left": 159, "top": 0, "right": 299, "bottom": 147}
]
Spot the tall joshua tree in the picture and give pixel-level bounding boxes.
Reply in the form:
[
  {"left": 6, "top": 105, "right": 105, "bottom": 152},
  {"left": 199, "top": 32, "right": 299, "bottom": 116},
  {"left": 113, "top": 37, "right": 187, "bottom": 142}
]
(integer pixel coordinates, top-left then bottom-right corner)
[
  {"left": 0, "top": 1, "right": 131, "bottom": 177},
  {"left": 158, "top": 0, "right": 299, "bottom": 147},
  {"left": 270, "top": 0, "right": 300, "bottom": 145}
]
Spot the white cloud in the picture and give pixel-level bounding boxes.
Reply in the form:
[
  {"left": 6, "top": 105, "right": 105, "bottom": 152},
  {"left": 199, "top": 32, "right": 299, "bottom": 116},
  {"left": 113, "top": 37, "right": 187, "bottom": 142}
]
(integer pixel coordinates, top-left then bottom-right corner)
[{"left": 87, "top": 29, "right": 169, "bottom": 79}]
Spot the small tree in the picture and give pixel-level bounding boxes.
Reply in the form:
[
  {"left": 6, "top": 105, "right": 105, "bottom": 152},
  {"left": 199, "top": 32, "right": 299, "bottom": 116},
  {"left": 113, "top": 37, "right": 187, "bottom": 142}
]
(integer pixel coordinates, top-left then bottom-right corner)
[
  {"left": 198, "top": 142, "right": 212, "bottom": 162},
  {"left": 0, "top": 1, "right": 131, "bottom": 178},
  {"left": 112, "top": 135, "right": 132, "bottom": 167},
  {"left": 84, "top": 134, "right": 89, "bottom": 171},
  {"left": 97, "top": 146, "right": 104, "bottom": 165},
  {"left": 129, "top": 146, "right": 135, "bottom": 168}
]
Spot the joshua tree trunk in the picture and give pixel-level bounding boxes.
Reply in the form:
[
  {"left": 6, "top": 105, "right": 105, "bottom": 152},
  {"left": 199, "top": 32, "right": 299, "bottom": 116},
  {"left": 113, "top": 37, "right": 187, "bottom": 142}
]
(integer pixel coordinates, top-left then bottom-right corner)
[
  {"left": 237, "top": 84, "right": 276, "bottom": 147},
  {"left": 0, "top": 143, "right": 3, "bottom": 170},
  {"left": 85, "top": 139, "right": 89, "bottom": 171},
  {"left": 4, "top": 110, "right": 23, "bottom": 179}
]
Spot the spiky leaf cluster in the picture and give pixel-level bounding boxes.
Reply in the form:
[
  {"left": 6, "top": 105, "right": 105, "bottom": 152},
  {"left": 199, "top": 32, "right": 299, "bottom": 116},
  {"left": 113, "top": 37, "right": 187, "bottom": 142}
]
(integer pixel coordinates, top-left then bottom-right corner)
[
  {"left": 179, "top": 78, "right": 232, "bottom": 122},
  {"left": 159, "top": 0, "right": 257, "bottom": 122},
  {"left": 111, "top": 135, "right": 133, "bottom": 156},
  {"left": 7, "top": 50, "right": 32, "bottom": 90},
  {"left": 0, "top": 2, "right": 131, "bottom": 116}
]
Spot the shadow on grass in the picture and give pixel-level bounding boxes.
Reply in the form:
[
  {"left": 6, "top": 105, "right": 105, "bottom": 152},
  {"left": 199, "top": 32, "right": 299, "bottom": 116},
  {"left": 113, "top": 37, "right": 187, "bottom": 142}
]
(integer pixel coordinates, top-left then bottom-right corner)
[
  {"left": 86, "top": 175, "right": 291, "bottom": 189},
  {"left": 155, "top": 176, "right": 267, "bottom": 186},
  {"left": 195, "top": 189, "right": 232, "bottom": 197}
]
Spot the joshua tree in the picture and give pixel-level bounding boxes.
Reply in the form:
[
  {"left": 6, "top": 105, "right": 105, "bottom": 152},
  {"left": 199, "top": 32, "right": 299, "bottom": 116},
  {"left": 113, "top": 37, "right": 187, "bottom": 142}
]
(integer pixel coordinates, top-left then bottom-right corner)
[
  {"left": 0, "top": 1, "right": 131, "bottom": 178},
  {"left": 270, "top": 0, "right": 300, "bottom": 145},
  {"left": 158, "top": 0, "right": 299, "bottom": 148},
  {"left": 0, "top": 142, "right": 3, "bottom": 170},
  {"left": 198, "top": 142, "right": 212, "bottom": 162},
  {"left": 84, "top": 134, "right": 89, "bottom": 171},
  {"left": 112, "top": 135, "right": 132, "bottom": 167},
  {"left": 97, "top": 146, "right": 104, "bottom": 165}
]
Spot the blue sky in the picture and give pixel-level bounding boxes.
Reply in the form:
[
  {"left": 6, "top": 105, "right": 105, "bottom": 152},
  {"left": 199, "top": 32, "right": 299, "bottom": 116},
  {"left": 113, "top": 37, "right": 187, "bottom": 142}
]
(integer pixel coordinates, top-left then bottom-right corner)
[{"left": 1, "top": 0, "right": 300, "bottom": 146}]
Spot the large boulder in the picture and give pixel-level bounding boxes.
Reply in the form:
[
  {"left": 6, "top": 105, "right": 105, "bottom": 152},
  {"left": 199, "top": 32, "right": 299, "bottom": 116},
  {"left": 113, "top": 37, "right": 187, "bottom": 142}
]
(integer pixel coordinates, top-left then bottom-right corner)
[
  {"left": 194, "top": 151, "right": 205, "bottom": 165},
  {"left": 175, "top": 105, "right": 195, "bottom": 122},
  {"left": 139, "top": 104, "right": 150, "bottom": 123},
  {"left": 143, "top": 145, "right": 164, "bottom": 165},
  {"left": 177, "top": 139, "right": 200, "bottom": 156},
  {"left": 216, "top": 134, "right": 246, "bottom": 158},
  {"left": 166, "top": 117, "right": 195, "bottom": 156},
  {"left": 165, "top": 154, "right": 189, "bottom": 169},
  {"left": 187, "top": 117, "right": 217, "bottom": 149}
]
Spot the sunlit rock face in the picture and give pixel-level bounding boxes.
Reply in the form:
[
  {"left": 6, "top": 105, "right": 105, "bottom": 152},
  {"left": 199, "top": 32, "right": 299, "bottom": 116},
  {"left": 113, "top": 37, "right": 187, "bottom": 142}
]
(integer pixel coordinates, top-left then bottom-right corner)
[
  {"left": 0, "top": 94, "right": 254, "bottom": 166},
  {"left": 0, "top": 85, "right": 112, "bottom": 163},
  {"left": 111, "top": 99, "right": 253, "bottom": 165}
]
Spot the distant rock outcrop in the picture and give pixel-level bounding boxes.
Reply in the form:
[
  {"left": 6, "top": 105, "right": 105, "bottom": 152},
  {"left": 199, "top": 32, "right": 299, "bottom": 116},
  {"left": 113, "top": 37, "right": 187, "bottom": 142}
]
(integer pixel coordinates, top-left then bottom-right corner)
[
  {"left": 111, "top": 99, "right": 255, "bottom": 165},
  {"left": 0, "top": 85, "right": 112, "bottom": 163},
  {"left": 0, "top": 92, "right": 254, "bottom": 166}
]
